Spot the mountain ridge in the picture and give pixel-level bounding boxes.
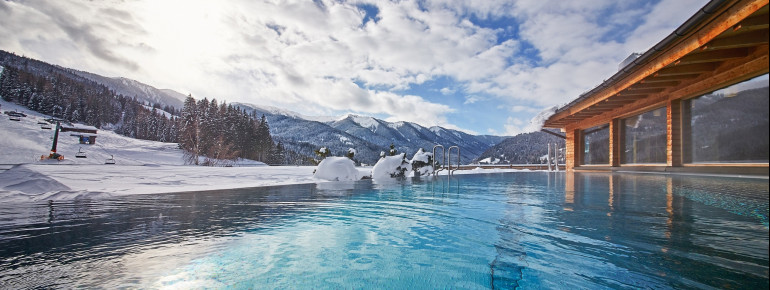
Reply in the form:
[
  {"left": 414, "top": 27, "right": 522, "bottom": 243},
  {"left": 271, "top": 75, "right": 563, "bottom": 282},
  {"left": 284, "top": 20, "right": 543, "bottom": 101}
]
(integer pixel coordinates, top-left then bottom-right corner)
[{"left": 232, "top": 102, "right": 508, "bottom": 164}]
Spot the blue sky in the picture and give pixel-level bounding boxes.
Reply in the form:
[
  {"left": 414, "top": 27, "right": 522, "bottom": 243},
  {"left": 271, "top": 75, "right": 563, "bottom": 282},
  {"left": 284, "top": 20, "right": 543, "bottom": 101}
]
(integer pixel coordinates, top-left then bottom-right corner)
[{"left": 0, "top": 0, "right": 708, "bottom": 135}]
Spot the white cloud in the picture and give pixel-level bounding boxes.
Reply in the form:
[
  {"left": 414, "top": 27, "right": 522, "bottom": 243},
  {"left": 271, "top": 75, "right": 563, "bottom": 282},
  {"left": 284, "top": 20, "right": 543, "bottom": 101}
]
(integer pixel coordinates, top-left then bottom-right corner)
[
  {"left": 0, "top": 0, "right": 710, "bottom": 133},
  {"left": 463, "top": 95, "right": 484, "bottom": 105},
  {"left": 510, "top": 105, "right": 538, "bottom": 113}
]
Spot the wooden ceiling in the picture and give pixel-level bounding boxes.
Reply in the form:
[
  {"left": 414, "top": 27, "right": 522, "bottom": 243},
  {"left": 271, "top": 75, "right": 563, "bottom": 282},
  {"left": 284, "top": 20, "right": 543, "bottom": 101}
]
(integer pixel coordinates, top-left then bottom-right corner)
[{"left": 545, "top": 2, "right": 769, "bottom": 128}]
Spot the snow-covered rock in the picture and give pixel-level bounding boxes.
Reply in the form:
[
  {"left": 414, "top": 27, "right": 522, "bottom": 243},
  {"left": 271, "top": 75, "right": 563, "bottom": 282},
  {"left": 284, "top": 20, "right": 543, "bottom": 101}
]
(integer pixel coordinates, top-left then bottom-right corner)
[
  {"left": 372, "top": 153, "right": 411, "bottom": 179},
  {"left": 313, "top": 157, "right": 361, "bottom": 181}
]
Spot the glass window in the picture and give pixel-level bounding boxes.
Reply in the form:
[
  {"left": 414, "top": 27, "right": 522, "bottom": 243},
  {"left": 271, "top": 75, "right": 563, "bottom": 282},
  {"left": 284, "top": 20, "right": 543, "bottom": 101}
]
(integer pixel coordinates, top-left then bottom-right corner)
[
  {"left": 622, "top": 107, "right": 667, "bottom": 164},
  {"left": 685, "top": 74, "right": 769, "bottom": 163},
  {"left": 583, "top": 124, "right": 609, "bottom": 165}
]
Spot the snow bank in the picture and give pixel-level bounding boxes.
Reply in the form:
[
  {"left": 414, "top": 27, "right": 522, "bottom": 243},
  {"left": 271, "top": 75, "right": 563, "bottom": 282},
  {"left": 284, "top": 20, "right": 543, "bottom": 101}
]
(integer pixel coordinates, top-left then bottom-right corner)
[
  {"left": 372, "top": 153, "right": 411, "bottom": 179},
  {"left": 314, "top": 157, "right": 361, "bottom": 181}
]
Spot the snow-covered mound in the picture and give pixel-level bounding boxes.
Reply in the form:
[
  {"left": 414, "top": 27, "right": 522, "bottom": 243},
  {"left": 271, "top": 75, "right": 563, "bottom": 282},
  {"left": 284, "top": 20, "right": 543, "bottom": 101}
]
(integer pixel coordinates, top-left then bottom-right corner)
[
  {"left": 411, "top": 148, "right": 433, "bottom": 177},
  {"left": 372, "top": 154, "right": 412, "bottom": 179},
  {"left": 314, "top": 157, "right": 361, "bottom": 181}
]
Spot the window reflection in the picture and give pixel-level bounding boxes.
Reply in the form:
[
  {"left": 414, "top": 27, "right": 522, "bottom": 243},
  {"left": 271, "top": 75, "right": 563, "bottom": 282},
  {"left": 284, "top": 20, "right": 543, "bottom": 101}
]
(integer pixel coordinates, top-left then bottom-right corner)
[
  {"left": 684, "top": 74, "right": 769, "bottom": 163},
  {"left": 623, "top": 107, "right": 667, "bottom": 164},
  {"left": 583, "top": 124, "right": 609, "bottom": 165}
]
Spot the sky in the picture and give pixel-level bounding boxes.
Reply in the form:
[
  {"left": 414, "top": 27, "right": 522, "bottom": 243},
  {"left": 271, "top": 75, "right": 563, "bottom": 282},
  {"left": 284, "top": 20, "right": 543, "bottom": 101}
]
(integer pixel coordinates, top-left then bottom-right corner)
[{"left": 0, "top": 0, "right": 709, "bottom": 135}]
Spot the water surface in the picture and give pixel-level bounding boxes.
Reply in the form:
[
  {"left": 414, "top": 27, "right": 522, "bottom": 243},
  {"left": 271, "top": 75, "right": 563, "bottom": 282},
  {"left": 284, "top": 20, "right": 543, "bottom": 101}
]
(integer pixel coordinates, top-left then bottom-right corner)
[{"left": 0, "top": 172, "right": 767, "bottom": 288}]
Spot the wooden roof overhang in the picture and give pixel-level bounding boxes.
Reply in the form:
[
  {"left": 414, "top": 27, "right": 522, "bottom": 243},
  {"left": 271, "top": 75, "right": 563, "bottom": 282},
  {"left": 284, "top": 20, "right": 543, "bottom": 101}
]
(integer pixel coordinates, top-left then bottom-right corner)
[{"left": 544, "top": 0, "right": 769, "bottom": 130}]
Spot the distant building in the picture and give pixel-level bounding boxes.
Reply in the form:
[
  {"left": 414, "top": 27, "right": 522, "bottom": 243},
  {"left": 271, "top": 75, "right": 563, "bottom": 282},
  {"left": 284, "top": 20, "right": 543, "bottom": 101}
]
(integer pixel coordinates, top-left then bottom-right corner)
[
  {"left": 61, "top": 124, "right": 98, "bottom": 145},
  {"left": 543, "top": 0, "right": 768, "bottom": 175}
]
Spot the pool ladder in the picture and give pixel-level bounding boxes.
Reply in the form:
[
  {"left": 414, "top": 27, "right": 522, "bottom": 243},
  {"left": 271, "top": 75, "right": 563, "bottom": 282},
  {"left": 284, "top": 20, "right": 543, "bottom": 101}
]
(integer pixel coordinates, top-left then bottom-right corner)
[{"left": 432, "top": 145, "right": 460, "bottom": 175}]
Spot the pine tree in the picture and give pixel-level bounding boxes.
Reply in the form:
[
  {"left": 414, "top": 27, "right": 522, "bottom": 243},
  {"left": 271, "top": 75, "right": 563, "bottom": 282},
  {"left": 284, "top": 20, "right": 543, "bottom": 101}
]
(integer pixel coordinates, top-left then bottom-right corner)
[
  {"left": 179, "top": 96, "right": 201, "bottom": 165},
  {"left": 255, "top": 114, "right": 273, "bottom": 162}
]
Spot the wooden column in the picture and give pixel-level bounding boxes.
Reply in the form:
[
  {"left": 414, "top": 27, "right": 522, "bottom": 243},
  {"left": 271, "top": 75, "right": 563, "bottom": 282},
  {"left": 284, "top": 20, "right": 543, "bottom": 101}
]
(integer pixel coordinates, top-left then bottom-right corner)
[
  {"left": 609, "top": 119, "right": 621, "bottom": 167},
  {"left": 667, "top": 99, "right": 683, "bottom": 167},
  {"left": 565, "top": 129, "right": 580, "bottom": 170}
]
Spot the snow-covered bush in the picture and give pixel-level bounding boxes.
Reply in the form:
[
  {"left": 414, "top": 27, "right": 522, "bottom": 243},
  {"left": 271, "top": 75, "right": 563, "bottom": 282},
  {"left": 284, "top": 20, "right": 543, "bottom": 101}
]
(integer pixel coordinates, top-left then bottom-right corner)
[
  {"left": 388, "top": 143, "right": 397, "bottom": 156},
  {"left": 411, "top": 148, "right": 433, "bottom": 177},
  {"left": 315, "top": 146, "right": 330, "bottom": 159},
  {"left": 346, "top": 148, "right": 356, "bottom": 159},
  {"left": 314, "top": 157, "right": 361, "bottom": 181},
  {"left": 372, "top": 153, "right": 411, "bottom": 179}
]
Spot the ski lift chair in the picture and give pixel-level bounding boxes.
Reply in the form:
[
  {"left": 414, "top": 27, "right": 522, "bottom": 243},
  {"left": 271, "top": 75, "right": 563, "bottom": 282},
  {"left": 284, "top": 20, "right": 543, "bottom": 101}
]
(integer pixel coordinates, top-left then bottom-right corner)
[
  {"left": 41, "top": 124, "right": 52, "bottom": 130},
  {"left": 105, "top": 155, "right": 116, "bottom": 165},
  {"left": 9, "top": 116, "right": 20, "bottom": 121},
  {"left": 75, "top": 148, "right": 87, "bottom": 158}
]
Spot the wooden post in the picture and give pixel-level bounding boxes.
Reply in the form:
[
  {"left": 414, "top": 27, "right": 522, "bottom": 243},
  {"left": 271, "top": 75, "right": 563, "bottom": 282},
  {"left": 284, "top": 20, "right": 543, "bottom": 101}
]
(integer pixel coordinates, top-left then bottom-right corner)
[
  {"left": 565, "top": 129, "right": 580, "bottom": 170},
  {"left": 667, "top": 99, "right": 683, "bottom": 167},
  {"left": 609, "top": 119, "right": 621, "bottom": 167}
]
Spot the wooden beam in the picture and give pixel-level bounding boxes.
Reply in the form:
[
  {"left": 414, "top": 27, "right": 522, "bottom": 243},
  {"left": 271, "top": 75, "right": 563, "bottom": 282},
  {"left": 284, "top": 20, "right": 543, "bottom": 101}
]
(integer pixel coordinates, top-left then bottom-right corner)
[
  {"left": 657, "top": 63, "right": 717, "bottom": 76},
  {"left": 643, "top": 74, "right": 701, "bottom": 82},
  {"left": 605, "top": 98, "right": 639, "bottom": 104},
  {"left": 707, "top": 29, "right": 769, "bottom": 49},
  {"left": 736, "top": 14, "right": 770, "bottom": 29},
  {"left": 631, "top": 81, "right": 681, "bottom": 89},
  {"left": 678, "top": 48, "right": 750, "bottom": 64},
  {"left": 622, "top": 88, "right": 666, "bottom": 94}
]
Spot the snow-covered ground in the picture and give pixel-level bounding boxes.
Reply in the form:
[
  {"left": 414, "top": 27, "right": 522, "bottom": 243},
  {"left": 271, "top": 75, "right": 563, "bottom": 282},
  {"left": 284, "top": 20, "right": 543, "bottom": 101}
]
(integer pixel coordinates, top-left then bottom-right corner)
[{"left": 1, "top": 99, "right": 529, "bottom": 203}]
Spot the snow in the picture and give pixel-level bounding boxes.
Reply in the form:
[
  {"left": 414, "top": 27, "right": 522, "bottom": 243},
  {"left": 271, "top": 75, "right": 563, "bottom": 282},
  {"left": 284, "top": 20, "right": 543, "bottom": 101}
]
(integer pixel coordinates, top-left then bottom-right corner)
[
  {"left": 349, "top": 114, "right": 380, "bottom": 131},
  {"left": 388, "top": 121, "right": 405, "bottom": 130},
  {"left": 0, "top": 98, "right": 552, "bottom": 203},
  {"left": 142, "top": 105, "right": 174, "bottom": 118},
  {"left": 526, "top": 106, "right": 559, "bottom": 133},
  {"left": 410, "top": 148, "right": 433, "bottom": 177},
  {"left": 313, "top": 157, "right": 362, "bottom": 181},
  {"left": 479, "top": 157, "right": 500, "bottom": 164},
  {"left": 411, "top": 148, "right": 432, "bottom": 163},
  {"left": 371, "top": 153, "right": 411, "bottom": 179}
]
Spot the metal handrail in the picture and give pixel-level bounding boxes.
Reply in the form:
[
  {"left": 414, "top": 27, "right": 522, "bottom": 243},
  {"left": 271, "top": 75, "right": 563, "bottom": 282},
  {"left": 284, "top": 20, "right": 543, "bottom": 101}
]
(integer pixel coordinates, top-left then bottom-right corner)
[
  {"left": 432, "top": 144, "right": 445, "bottom": 175},
  {"left": 447, "top": 146, "right": 460, "bottom": 175}
]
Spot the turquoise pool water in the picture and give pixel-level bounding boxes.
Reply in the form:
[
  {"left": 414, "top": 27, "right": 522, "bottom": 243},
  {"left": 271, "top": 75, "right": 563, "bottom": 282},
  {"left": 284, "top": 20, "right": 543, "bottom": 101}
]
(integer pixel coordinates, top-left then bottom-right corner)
[{"left": 0, "top": 172, "right": 768, "bottom": 288}]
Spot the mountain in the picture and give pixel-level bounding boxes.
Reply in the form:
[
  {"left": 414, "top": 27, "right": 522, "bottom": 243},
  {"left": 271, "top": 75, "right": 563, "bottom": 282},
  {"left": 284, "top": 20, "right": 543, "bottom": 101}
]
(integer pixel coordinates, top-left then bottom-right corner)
[
  {"left": 474, "top": 131, "right": 566, "bottom": 165},
  {"left": 233, "top": 103, "right": 507, "bottom": 164},
  {"left": 71, "top": 71, "right": 186, "bottom": 109},
  {"left": 0, "top": 50, "right": 186, "bottom": 110}
]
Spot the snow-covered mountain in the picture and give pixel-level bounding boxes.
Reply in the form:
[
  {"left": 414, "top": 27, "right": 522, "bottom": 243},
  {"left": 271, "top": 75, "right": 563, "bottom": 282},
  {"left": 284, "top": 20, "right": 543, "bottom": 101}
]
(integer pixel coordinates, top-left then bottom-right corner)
[
  {"left": 234, "top": 103, "right": 507, "bottom": 164},
  {"left": 71, "top": 71, "right": 186, "bottom": 109},
  {"left": 0, "top": 50, "right": 186, "bottom": 110}
]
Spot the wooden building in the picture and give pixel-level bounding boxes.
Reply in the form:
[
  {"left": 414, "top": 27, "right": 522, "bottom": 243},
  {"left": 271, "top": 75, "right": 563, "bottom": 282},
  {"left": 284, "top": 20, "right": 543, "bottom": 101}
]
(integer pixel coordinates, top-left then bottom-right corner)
[
  {"left": 543, "top": 0, "right": 769, "bottom": 175},
  {"left": 61, "top": 124, "right": 98, "bottom": 145}
]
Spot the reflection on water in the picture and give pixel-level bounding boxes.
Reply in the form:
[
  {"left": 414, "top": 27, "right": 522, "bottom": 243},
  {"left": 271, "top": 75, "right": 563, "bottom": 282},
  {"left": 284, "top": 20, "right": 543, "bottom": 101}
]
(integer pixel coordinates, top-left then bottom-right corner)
[{"left": 0, "top": 172, "right": 767, "bottom": 288}]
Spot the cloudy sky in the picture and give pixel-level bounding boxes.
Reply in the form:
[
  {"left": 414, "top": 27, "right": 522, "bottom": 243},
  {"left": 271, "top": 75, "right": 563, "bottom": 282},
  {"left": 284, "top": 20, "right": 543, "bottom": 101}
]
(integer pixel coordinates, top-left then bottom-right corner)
[{"left": 0, "top": 0, "right": 708, "bottom": 135}]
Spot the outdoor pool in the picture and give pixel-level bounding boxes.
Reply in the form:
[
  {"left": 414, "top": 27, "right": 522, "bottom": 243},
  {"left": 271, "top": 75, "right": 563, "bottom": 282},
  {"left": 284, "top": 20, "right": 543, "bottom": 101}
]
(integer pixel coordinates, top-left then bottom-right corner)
[{"left": 0, "top": 172, "right": 767, "bottom": 288}]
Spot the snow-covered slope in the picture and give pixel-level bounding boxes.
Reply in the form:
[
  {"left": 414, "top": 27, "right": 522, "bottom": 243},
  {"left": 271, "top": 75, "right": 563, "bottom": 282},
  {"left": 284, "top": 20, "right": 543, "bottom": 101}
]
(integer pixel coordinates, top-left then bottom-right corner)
[
  {"left": 1, "top": 100, "right": 180, "bottom": 165},
  {"left": 0, "top": 99, "right": 263, "bottom": 167}
]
